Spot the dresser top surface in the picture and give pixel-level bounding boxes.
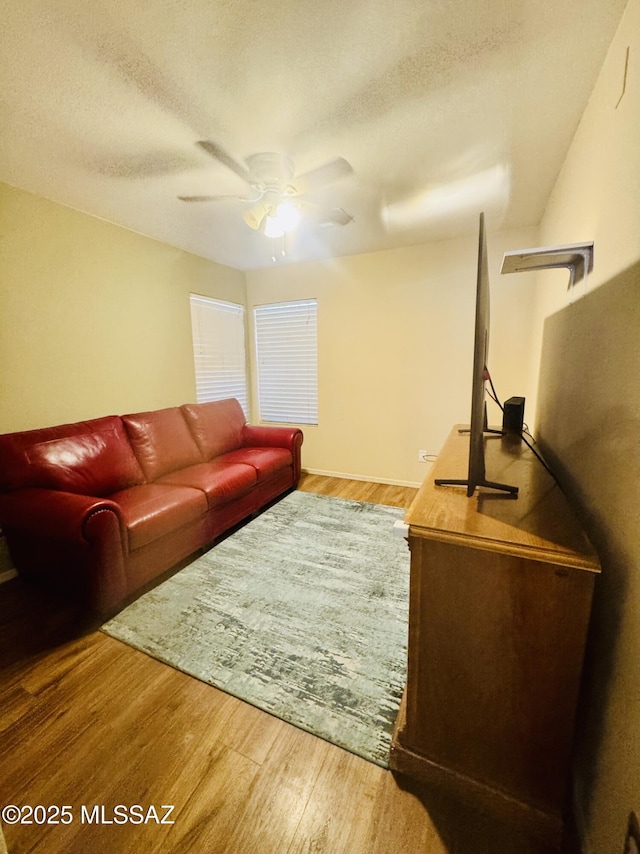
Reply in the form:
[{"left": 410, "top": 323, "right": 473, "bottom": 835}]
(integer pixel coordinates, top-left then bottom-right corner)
[{"left": 406, "top": 426, "right": 600, "bottom": 571}]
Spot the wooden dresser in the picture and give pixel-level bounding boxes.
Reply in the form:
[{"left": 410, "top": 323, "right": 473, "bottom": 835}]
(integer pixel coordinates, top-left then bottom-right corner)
[{"left": 390, "top": 425, "right": 599, "bottom": 844}]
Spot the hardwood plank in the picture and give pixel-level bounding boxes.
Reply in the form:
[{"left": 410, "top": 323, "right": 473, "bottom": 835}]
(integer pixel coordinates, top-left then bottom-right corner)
[
  {"left": 0, "top": 640, "right": 136, "bottom": 799},
  {"left": 0, "top": 682, "right": 34, "bottom": 735},
  {"left": 298, "top": 472, "right": 418, "bottom": 508},
  {"left": 286, "top": 746, "right": 384, "bottom": 854},
  {"left": 18, "top": 631, "right": 108, "bottom": 696},
  {"left": 145, "top": 744, "right": 259, "bottom": 854},
  {"left": 216, "top": 724, "right": 331, "bottom": 854},
  {"left": 35, "top": 677, "right": 259, "bottom": 854},
  {"left": 0, "top": 577, "right": 94, "bottom": 692},
  {"left": 203, "top": 690, "right": 290, "bottom": 767},
  {"left": 0, "top": 649, "right": 187, "bottom": 854},
  {"left": 364, "top": 772, "right": 448, "bottom": 854},
  {"left": 12, "top": 665, "right": 186, "bottom": 853}
]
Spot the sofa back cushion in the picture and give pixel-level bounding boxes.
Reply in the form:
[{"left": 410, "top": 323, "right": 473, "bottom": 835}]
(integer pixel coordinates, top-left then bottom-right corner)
[
  {"left": 0, "top": 416, "right": 144, "bottom": 496},
  {"left": 122, "top": 407, "right": 203, "bottom": 482},
  {"left": 181, "top": 399, "right": 246, "bottom": 461}
]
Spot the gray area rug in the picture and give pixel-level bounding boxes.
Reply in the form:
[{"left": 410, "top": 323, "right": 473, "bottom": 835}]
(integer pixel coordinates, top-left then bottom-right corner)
[{"left": 103, "top": 491, "right": 409, "bottom": 766}]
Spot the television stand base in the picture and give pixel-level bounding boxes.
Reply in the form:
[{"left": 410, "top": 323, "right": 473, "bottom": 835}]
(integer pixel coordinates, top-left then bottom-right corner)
[
  {"left": 434, "top": 477, "right": 519, "bottom": 496},
  {"left": 457, "top": 426, "right": 503, "bottom": 436}
]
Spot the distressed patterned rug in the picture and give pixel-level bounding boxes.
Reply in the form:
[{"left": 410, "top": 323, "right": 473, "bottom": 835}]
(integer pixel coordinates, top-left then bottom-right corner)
[{"left": 102, "top": 491, "right": 409, "bottom": 767}]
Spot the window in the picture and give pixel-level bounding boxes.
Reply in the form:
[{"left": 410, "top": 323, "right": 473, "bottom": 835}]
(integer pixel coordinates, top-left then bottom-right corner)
[
  {"left": 189, "top": 295, "right": 248, "bottom": 416},
  {"left": 254, "top": 299, "right": 318, "bottom": 425}
]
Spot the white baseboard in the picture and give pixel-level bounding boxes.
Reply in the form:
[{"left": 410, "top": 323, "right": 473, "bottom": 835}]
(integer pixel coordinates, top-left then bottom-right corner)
[{"left": 302, "top": 468, "right": 422, "bottom": 489}]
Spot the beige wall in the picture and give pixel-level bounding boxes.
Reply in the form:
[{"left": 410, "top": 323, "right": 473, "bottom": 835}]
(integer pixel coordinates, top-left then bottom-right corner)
[
  {"left": 531, "top": 0, "right": 640, "bottom": 851},
  {"left": 525, "top": 0, "right": 640, "bottom": 418},
  {"left": 1, "top": 177, "right": 539, "bottom": 489},
  {"left": 0, "top": 182, "right": 245, "bottom": 432},
  {"left": 247, "top": 225, "right": 539, "bottom": 486}
]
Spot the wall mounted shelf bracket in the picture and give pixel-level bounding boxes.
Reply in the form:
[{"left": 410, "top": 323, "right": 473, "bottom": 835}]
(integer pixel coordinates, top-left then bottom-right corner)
[{"left": 501, "top": 241, "right": 594, "bottom": 288}]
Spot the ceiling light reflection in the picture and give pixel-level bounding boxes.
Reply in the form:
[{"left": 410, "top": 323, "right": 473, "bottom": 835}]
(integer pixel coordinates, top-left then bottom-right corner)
[{"left": 381, "top": 164, "right": 510, "bottom": 231}]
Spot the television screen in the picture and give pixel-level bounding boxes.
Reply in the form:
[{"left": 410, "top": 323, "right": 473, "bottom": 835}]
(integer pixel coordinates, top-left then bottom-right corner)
[{"left": 435, "top": 212, "right": 518, "bottom": 497}]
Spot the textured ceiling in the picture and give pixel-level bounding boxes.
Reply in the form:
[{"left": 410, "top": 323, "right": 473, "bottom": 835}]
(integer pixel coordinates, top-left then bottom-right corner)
[{"left": 0, "top": 0, "right": 627, "bottom": 270}]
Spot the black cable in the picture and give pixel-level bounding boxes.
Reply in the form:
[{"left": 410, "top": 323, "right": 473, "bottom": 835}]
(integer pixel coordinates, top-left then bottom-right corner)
[
  {"left": 485, "top": 369, "right": 558, "bottom": 482},
  {"left": 486, "top": 374, "right": 503, "bottom": 411},
  {"left": 519, "top": 430, "right": 557, "bottom": 480}
]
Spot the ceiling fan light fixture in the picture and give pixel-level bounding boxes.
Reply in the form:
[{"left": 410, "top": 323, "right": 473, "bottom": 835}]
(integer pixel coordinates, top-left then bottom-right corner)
[
  {"left": 262, "top": 201, "right": 301, "bottom": 238},
  {"left": 263, "top": 212, "right": 286, "bottom": 239},
  {"left": 275, "top": 201, "right": 301, "bottom": 232}
]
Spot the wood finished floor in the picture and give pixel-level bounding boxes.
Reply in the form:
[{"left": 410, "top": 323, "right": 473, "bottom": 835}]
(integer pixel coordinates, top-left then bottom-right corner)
[{"left": 0, "top": 474, "right": 559, "bottom": 854}]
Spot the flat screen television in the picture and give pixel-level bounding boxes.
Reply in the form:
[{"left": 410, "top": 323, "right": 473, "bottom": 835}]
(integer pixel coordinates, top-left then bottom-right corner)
[{"left": 434, "top": 212, "right": 518, "bottom": 497}]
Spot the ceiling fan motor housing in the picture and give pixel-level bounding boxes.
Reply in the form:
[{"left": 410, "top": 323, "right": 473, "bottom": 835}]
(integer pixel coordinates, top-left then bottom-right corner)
[
  {"left": 246, "top": 153, "right": 296, "bottom": 189},
  {"left": 179, "top": 142, "right": 354, "bottom": 234}
]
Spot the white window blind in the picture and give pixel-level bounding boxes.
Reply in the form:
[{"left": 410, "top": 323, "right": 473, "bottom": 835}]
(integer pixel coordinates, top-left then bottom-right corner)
[
  {"left": 189, "top": 295, "right": 248, "bottom": 416},
  {"left": 254, "top": 299, "right": 318, "bottom": 425}
]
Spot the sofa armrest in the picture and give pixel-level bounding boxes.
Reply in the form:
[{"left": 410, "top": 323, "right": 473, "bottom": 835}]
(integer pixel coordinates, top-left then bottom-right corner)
[
  {"left": 0, "top": 488, "right": 129, "bottom": 614},
  {"left": 241, "top": 424, "right": 304, "bottom": 484},
  {"left": 0, "top": 488, "right": 122, "bottom": 544},
  {"left": 242, "top": 424, "right": 303, "bottom": 450}
]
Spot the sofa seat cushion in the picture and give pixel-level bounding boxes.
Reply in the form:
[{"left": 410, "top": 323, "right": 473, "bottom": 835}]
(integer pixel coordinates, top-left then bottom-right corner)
[
  {"left": 157, "top": 461, "right": 257, "bottom": 508},
  {"left": 218, "top": 447, "right": 293, "bottom": 480},
  {"left": 108, "top": 484, "right": 208, "bottom": 550}
]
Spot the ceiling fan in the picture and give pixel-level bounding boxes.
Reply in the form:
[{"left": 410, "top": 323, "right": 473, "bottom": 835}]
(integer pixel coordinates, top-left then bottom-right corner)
[{"left": 178, "top": 141, "right": 354, "bottom": 235}]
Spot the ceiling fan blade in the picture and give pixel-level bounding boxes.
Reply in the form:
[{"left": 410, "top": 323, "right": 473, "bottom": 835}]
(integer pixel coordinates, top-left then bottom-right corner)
[
  {"left": 317, "top": 207, "right": 354, "bottom": 227},
  {"left": 178, "top": 194, "right": 253, "bottom": 202},
  {"left": 196, "top": 141, "right": 254, "bottom": 184},
  {"left": 293, "top": 158, "right": 353, "bottom": 194}
]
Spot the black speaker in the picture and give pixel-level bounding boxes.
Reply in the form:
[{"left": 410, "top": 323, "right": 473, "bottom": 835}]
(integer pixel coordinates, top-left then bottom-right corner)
[{"left": 502, "top": 396, "right": 525, "bottom": 435}]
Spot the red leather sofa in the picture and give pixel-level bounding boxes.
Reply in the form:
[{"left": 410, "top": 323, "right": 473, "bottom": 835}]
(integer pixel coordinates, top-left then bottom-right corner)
[{"left": 0, "top": 398, "right": 303, "bottom": 615}]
